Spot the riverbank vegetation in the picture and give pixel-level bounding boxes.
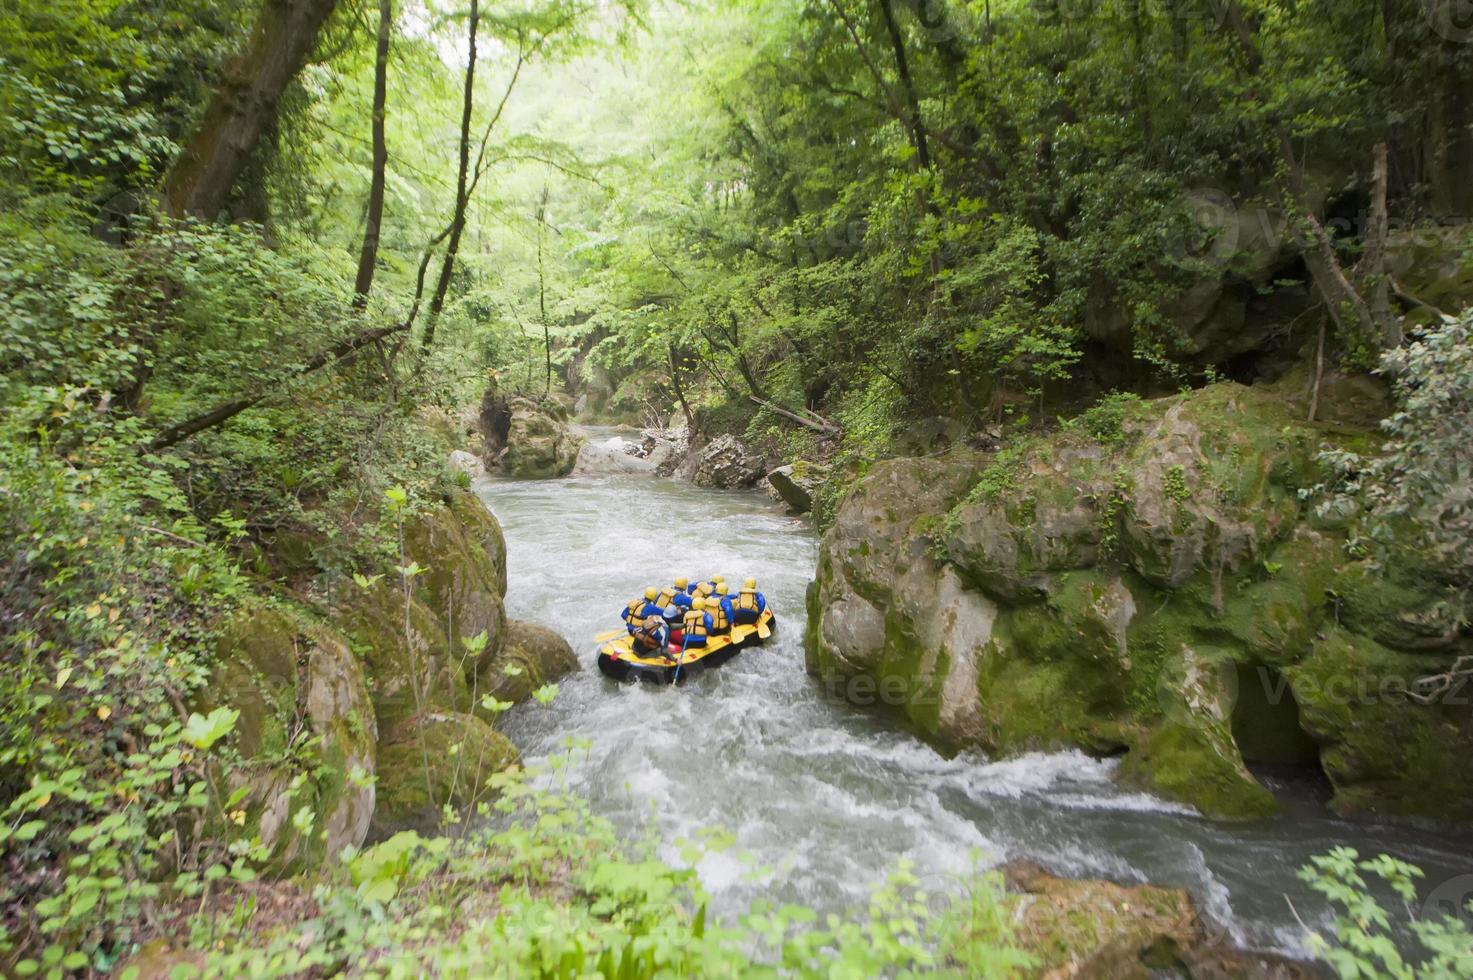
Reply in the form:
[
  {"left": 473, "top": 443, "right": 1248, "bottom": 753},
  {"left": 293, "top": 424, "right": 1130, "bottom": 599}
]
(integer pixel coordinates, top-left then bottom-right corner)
[{"left": 2, "top": 0, "right": 1471, "bottom": 974}]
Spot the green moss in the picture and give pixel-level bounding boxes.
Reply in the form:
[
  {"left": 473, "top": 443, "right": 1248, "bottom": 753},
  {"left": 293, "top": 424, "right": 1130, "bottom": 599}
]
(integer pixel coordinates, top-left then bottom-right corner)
[
  {"left": 374, "top": 713, "right": 520, "bottom": 835},
  {"left": 1288, "top": 629, "right": 1473, "bottom": 821},
  {"left": 1123, "top": 723, "right": 1278, "bottom": 820}
]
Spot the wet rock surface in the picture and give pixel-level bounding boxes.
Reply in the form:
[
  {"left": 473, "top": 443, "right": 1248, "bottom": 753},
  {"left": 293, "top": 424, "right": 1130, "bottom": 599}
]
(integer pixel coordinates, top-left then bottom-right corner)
[{"left": 807, "top": 383, "right": 1473, "bottom": 822}]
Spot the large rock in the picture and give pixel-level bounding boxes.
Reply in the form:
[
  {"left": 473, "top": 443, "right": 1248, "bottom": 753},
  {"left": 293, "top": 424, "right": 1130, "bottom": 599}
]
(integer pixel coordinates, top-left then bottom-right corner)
[
  {"left": 473, "top": 619, "right": 580, "bottom": 707},
  {"left": 480, "top": 392, "right": 583, "bottom": 479},
  {"left": 645, "top": 427, "right": 690, "bottom": 477},
  {"left": 766, "top": 461, "right": 828, "bottom": 514},
  {"left": 371, "top": 711, "right": 519, "bottom": 838},
  {"left": 679, "top": 433, "right": 766, "bottom": 488},
  {"left": 999, "top": 860, "right": 1323, "bottom": 979},
  {"left": 573, "top": 433, "right": 656, "bottom": 476},
  {"left": 807, "top": 383, "right": 1473, "bottom": 822},
  {"left": 200, "top": 608, "right": 377, "bottom": 869}
]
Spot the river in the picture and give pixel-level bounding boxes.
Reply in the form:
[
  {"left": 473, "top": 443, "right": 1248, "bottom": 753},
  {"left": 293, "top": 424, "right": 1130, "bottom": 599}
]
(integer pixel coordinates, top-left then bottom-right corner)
[{"left": 475, "top": 448, "right": 1471, "bottom": 957}]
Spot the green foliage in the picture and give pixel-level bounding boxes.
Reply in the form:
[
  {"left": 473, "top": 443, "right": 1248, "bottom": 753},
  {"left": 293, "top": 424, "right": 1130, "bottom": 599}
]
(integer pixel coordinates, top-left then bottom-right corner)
[
  {"left": 1314, "top": 312, "right": 1473, "bottom": 594},
  {"left": 188, "top": 751, "right": 1033, "bottom": 978},
  {"left": 1299, "top": 848, "right": 1473, "bottom": 979},
  {"left": 1067, "top": 393, "right": 1144, "bottom": 446}
]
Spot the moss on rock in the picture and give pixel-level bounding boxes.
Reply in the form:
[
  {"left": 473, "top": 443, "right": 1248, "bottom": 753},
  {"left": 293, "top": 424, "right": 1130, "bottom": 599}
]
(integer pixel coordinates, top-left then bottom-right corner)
[
  {"left": 807, "top": 381, "right": 1473, "bottom": 824},
  {"left": 371, "top": 712, "right": 519, "bottom": 837},
  {"left": 473, "top": 619, "right": 579, "bottom": 707},
  {"left": 200, "top": 606, "right": 377, "bottom": 870}
]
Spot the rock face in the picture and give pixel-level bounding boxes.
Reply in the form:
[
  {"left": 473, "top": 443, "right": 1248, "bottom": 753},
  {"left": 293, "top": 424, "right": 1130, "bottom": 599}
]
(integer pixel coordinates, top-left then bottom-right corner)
[
  {"left": 479, "top": 391, "right": 583, "bottom": 479},
  {"left": 807, "top": 383, "right": 1473, "bottom": 822},
  {"left": 202, "top": 609, "right": 377, "bottom": 871},
  {"left": 999, "top": 860, "right": 1323, "bottom": 979},
  {"left": 766, "top": 461, "right": 829, "bottom": 514},
  {"left": 212, "top": 489, "right": 580, "bottom": 863},
  {"left": 573, "top": 433, "right": 656, "bottom": 476},
  {"left": 678, "top": 433, "right": 767, "bottom": 488}
]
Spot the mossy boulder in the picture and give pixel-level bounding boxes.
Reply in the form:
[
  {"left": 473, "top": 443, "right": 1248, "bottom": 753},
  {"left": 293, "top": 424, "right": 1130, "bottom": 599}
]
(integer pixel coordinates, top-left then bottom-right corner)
[
  {"left": 807, "top": 382, "right": 1473, "bottom": 823},
  {"left": 200, "top": 607, "right": 377, "bottom": 870},
  {"left": 336, "top": 489, "right": 509, "bottom": 728},
  {"left": 473, "top": 619, "right": 579, "bottom": 707},
  {"left": 497, "top": 397, "right": 582, "bottom": 478},
  {"left": 371, "top": 711, "right": 519, "bottom": 837},
  {"left": 404, "top": 488, "right": 509, "bottom": 656},
  {"left": 999, "top": 860, "right": 1322, "bottom": 978}
]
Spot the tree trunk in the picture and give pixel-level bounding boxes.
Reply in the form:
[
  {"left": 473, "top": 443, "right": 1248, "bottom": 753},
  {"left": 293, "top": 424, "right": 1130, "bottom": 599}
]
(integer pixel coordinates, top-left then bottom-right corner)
[
  {"left": 353, "top": 0, "right": 392, "bottom": 305},
  {"left": 876, "top": 0, "right": 931, "bottom": 170},
  {"left": 161, "top": 0, "right": 341, "bottom": 219},
  {"left": 669, "top": 344, "right": 696, "bottom": 433},
  {"left": 420, "top": 0, "right": 479, "bottom": 354}
]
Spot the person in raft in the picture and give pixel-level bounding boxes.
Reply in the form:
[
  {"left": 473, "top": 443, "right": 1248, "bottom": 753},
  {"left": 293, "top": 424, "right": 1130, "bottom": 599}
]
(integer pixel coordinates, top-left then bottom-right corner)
[
  {"left": 662, "top": 604, "right": 684, "bottom": 644},
  {"left": 631, "top": 612, "right": 669, "bottom": 654},
  {"left": 669, "top": 577, "right": 694, "bottom": 610},
  {"left": 622, "top": 587, "right": 663, "bottom": 633},
  {"left": 708, "top": 583, "right": 734, "bottom": 635},
  {"left": 732, "top": 578, "right": 767, "bottom": 625},
  {"left": 681, "top": 597, "right": 713, "bottom": 648}
]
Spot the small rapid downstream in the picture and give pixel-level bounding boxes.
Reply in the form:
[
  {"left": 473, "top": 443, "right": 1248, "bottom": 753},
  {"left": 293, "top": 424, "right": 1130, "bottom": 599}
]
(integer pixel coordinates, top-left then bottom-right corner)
[{"left": 476, "top": 441, "right": 1470, "bottom": 956}]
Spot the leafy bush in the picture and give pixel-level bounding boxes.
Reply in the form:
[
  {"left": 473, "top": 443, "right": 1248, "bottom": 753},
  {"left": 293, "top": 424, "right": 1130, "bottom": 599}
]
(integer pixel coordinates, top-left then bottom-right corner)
[
  {"left": 1300, "top": 848, "right": 1473, "bottom": 979},
  {"left": 1314, "top": 311, "right": 1473, "bottom": 589}
]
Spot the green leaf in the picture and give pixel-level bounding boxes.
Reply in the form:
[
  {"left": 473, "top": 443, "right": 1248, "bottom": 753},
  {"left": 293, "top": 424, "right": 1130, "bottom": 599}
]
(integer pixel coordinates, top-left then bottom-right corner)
[{"left": 182, "top": 706, "right": 239, "bottom": 750}]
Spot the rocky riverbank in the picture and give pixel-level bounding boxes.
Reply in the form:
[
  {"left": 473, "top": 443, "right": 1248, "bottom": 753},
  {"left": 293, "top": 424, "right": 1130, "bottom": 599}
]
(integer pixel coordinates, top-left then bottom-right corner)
[
  {"left": 805, "top": 382, "right": 1473, "bottom": 823},
  {"left": 198, "top": 486, "right": 579, "bottom": 867}
]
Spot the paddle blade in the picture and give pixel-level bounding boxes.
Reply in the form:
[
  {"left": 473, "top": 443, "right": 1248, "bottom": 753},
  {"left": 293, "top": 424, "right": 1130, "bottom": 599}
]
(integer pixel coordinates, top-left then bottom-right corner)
[
  {"left": 756, "top": 620, "right": 771, "bottom": 639},
  {"left": 594, "top": 628, "right": 627, "bottom": 643}
]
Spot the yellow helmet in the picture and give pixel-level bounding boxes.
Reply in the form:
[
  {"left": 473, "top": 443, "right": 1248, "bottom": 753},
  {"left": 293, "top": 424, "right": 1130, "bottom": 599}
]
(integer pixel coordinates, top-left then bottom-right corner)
[
  {"left": 674, "top": 576, "right": 689, "bottom": 589},
  {"left": 713, "top": 574, "right": 726, "bottom": 584},
  {"left": 743, "top": 578, "right": 757, "bottom": 590},
  {"left": 715, "top": 583, "right": 728, "bottom": 595},
  {"left": 691, "top": 596, "right": 705, "bottom": 610},
  {"left": 644, "top": 587, "right": 658, "bottom": 601}
]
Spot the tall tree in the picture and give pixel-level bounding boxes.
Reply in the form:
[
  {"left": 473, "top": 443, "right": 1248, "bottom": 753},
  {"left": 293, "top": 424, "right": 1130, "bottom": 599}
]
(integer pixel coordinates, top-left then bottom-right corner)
[
  {"left": 353, "top": 0, "right": 393, "bottom": 305},
  {"left": 160, "top": 0, "right": 341, "bottom": 219},
  {"left": 420, "top": 0, "right": 481, "bottom": 354}
]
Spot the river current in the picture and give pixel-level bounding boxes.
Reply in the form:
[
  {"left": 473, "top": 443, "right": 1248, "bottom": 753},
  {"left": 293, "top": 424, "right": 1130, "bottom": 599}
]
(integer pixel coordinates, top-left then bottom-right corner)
[{"left": 475, "top": 443, "right": 1471, "bottom": 957}]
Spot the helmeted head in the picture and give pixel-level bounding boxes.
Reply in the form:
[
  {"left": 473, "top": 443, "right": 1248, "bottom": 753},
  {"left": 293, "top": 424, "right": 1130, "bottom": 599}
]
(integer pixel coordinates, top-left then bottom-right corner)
[
  {"left": 691, "top": 596, "right": 706, "bottom": 610},
  {"left": 715, "top": 583, "right": 728, "bottom": 596},
  {"left": 713, "top": 574, "right": 726, "bottom": 584},
  {"left": 674, "top": 576, "right": 689, "bottom": 590},
  {"left": 743, "top": 578, "right": 757, "bottom": 590},
  {"left": 644, "top": 587, "right": 658, "bottom": 601},
  {"left": 664, "top": 605, "right": 680, "bottom": 620}
]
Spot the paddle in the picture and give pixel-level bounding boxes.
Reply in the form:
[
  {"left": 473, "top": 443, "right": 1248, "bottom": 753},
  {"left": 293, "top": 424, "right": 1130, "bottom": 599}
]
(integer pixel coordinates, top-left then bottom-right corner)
[
  {"left": 671, "top": 632, "right": 692, "bottom": 684},
  {"left": 594, "top": 628, "right": 628, "bottom": 643},
  {"left": 756, "top": 617, "right": 771, "bottom": 640}
]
